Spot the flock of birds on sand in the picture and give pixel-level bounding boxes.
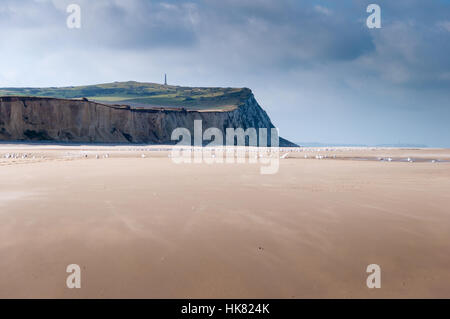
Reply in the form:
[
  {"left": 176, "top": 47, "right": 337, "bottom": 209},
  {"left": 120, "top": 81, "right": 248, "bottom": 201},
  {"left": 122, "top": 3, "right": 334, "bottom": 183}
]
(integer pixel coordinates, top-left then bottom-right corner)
[
  {"left": 0, "top": 147, "right": 444, "bottom": 163},
  {"left": 3, "top": 153, "right": 39, "bottom": 160}
]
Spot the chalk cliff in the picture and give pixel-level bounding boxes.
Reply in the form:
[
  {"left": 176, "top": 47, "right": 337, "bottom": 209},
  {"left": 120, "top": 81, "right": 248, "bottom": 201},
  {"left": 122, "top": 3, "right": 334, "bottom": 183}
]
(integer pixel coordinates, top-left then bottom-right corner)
[{"left": 0, "top": 93, "right": 296, "bottom": 146}]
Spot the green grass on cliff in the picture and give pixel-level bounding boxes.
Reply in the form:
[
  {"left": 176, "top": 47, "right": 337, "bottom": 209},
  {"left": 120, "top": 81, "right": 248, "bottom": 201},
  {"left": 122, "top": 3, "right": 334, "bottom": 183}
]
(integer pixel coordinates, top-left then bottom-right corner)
[{"left": 0, "top": 81, "right": 252, "bottom": 111}]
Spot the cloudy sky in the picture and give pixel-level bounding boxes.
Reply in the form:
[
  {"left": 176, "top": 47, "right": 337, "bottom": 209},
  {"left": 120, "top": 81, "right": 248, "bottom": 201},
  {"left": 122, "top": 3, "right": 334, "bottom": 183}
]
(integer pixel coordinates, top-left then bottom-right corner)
[{"left": 0, "top": 0, "right": 449, "bottom": 146}]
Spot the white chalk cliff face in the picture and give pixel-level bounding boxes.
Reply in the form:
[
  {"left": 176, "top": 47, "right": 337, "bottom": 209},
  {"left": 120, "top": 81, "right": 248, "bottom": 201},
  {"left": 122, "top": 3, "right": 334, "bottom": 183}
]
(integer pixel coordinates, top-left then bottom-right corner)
[{"left": 0, "top": 94, "right": 295, "bottom": 146}]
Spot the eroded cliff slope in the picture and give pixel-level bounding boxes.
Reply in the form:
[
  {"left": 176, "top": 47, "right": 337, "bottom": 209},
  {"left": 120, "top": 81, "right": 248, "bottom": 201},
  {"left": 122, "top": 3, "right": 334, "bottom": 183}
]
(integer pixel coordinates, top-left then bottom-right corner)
[{"left": 0, "top": 93, "right": 295, "bottom": 146}]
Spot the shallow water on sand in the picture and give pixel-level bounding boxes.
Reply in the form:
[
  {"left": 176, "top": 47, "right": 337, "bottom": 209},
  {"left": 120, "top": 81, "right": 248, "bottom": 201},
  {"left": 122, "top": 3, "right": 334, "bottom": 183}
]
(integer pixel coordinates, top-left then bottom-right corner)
[{"left": 0, "top": 192, "right": 33, "bottom": 206}]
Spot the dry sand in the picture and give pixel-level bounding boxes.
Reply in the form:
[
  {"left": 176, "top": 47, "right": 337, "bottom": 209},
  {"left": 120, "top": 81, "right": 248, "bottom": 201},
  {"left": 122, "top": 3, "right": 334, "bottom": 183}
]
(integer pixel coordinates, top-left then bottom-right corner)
[{"left": 0, "top": 144, "right": 450, "bottom": 298}]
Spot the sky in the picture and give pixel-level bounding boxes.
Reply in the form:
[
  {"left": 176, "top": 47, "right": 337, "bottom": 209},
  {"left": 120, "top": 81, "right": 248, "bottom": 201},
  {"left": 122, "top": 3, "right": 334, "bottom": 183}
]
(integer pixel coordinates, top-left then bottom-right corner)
[{"left": 0, "top": 0, "right": 449, "bottom": 146}]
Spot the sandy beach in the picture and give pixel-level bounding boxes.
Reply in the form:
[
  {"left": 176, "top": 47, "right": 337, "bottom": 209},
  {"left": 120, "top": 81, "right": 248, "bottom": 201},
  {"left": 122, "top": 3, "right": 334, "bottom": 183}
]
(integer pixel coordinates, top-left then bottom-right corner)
[{"left": 0, "top": 144, "right": 450, "bottom": 298}]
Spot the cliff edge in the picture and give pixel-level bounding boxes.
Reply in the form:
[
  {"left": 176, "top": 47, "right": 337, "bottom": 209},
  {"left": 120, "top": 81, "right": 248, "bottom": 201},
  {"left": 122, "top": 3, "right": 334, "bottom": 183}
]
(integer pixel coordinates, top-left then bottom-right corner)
[{"left": 0, "top": 91, "right": 296, "bottom": 146}]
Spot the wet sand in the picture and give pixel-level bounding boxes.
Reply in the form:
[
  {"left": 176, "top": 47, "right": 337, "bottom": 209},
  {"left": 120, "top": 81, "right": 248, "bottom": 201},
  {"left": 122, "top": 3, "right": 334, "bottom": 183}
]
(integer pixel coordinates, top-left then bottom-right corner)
[{"left": 0, "top": 144, "right": 450, "bottom": 298}]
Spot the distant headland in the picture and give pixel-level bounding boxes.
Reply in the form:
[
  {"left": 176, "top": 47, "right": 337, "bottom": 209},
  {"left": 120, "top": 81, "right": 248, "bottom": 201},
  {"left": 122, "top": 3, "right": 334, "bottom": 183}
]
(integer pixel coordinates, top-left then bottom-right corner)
[{"left": 0, "top": 82, "right": 296, "bottom": 146}]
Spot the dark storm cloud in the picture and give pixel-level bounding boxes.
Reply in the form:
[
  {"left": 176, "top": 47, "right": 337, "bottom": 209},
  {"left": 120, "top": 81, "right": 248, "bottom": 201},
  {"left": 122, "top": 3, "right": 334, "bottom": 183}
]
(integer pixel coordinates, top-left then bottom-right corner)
[
  {"left": 77, "top": 0, "right": 199, "bottom": 49},
  {"left": 0, "top": 0, "right": 376, "bottom": 60},
  {"left": 355, "top": 0, "right": 450, "bottom": 90},
  {"left": 0, "top": 0, "right": 199, "bottom": 49},
  {"left": 194, "top": 0, "right": 376, "bottom": 64},
  {"left": 1, "top": 0, "right": 448, "bottom": 88}
]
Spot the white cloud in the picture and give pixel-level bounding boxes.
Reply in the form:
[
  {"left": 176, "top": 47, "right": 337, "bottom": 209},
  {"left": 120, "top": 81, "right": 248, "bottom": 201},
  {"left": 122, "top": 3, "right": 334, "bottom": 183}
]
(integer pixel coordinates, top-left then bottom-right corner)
[
  {"left": 437, "top": 20, "right": 450, "bottom": 32},
  {"left": 313, "top": 5, "right": 332, "bottom": 16}
]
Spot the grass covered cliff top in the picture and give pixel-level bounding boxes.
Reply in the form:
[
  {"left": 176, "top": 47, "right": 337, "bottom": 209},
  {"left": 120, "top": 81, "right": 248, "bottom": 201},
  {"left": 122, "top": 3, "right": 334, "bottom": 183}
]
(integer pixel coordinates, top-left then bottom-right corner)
[{"left": 0, "top": 81, "right": 252, "bottom": 111}]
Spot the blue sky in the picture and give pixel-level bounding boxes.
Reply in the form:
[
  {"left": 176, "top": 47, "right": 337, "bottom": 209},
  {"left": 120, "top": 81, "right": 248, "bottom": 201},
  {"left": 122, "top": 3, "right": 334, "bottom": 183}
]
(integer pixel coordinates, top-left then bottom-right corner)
[{"left": 0, "top": 0, "right": 449, "bottom": 146}]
